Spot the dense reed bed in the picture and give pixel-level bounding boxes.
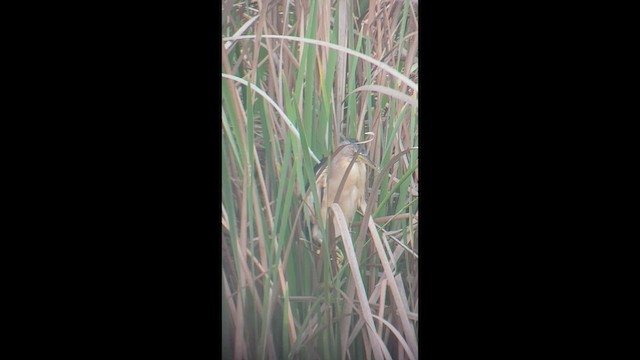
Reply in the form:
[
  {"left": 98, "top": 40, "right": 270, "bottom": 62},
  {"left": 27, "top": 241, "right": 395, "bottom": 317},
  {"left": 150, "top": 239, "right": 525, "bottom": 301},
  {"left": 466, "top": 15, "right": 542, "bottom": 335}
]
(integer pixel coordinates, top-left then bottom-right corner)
[{"left": 222, "top": 0, "right": 418, "bottom": 358}]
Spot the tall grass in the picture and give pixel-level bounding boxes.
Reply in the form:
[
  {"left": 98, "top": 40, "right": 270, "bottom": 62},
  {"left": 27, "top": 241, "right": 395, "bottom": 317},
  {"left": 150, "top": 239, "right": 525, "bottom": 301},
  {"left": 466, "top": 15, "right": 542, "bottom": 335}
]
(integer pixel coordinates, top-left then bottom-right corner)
[{"left": 222, "top": 0, "right": 418, "bottom": 358}]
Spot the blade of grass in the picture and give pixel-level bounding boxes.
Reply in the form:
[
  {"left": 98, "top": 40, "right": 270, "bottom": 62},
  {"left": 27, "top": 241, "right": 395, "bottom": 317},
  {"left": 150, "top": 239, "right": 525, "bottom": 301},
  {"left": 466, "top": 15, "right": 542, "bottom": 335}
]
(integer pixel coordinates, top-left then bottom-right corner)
[
  {"left": 331, "top": 203, "right": 385, "bottom": 360},
  {"left": 365, "top": 214, "right": 418, "bottom": 358},
  {"left": 223, "top": 35, "right": 418, "bottom": 93}
]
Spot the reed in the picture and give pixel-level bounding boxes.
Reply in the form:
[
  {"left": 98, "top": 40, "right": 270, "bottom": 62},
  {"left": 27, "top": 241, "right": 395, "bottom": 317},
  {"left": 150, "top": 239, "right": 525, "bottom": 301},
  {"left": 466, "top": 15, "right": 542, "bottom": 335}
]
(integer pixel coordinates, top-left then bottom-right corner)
[{"left": 222, "top": 0, "right": 418, "bottom": 358}]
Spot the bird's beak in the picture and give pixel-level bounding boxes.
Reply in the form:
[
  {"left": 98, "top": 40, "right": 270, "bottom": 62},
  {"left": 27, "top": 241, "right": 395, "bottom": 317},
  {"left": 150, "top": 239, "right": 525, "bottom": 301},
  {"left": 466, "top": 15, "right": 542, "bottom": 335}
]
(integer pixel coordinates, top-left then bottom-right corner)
[{"left": 358, "top": 153, "right": 377, "bottom": 171}]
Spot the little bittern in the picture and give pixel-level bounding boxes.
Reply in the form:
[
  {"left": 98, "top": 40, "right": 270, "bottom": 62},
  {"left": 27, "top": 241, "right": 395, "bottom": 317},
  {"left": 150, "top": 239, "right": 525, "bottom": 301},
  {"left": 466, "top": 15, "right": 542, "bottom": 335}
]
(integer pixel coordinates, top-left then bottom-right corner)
[{"left": 309, "top": 139, "right": 375, "bottom": 245}]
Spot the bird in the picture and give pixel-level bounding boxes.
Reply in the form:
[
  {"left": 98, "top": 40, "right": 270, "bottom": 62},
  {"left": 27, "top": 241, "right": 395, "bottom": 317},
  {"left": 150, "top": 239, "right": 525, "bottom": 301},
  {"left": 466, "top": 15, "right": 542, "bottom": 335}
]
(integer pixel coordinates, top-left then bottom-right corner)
[{"left": 308, "top": 139, "right": 375, "bottom": 246}]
